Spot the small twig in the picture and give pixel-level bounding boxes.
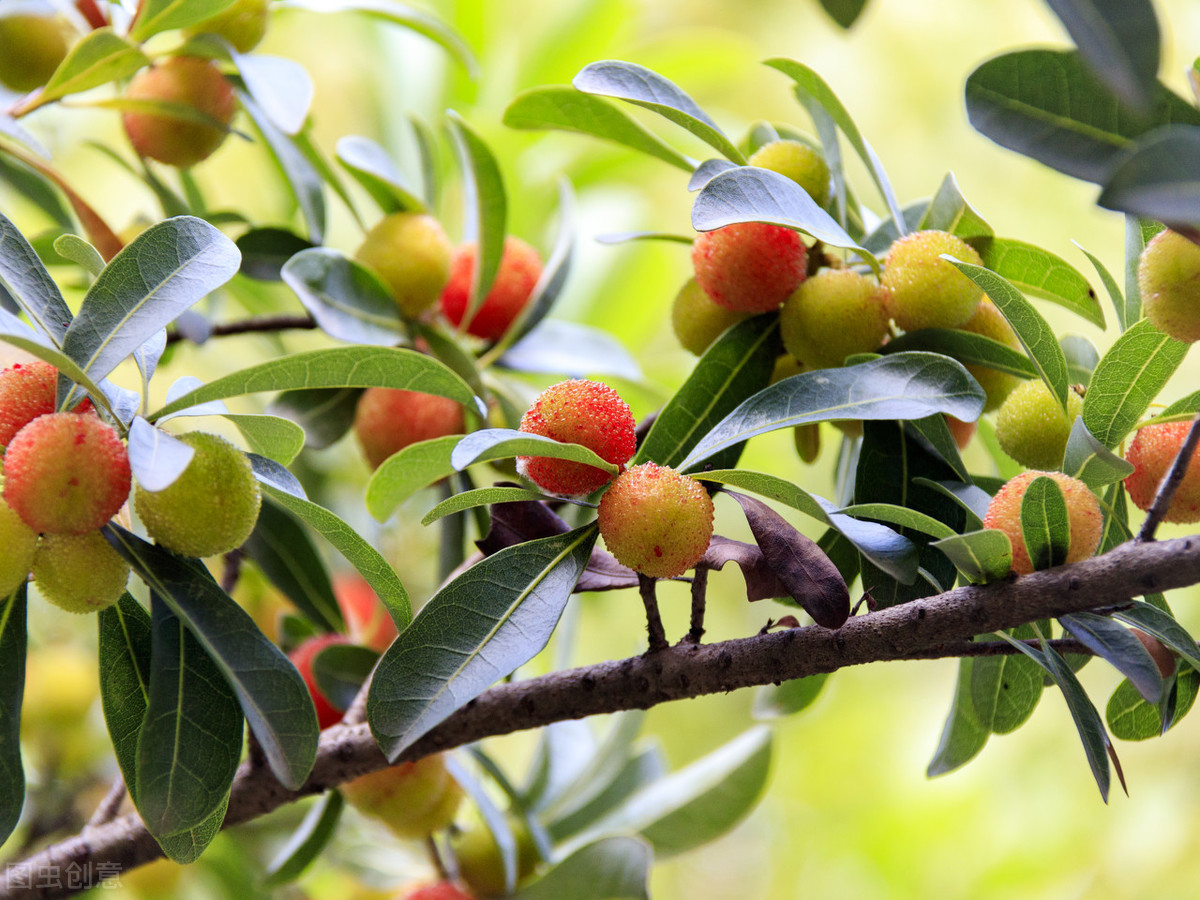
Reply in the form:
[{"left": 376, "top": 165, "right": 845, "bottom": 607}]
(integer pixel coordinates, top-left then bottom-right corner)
[
  {"left": 1138, "top": 410, "right": 1200, "bottom": 542},
  {"left": 637, "top": 573, "right": 668, "bottom": 652},
  {"left": 426, "top": 835, "right": 450, "bottom": 881},
  {"left": 164, "top": 314, "right": 318, "bottom": 346},
  {"left": 340, "top": 671, "right": 374, "bottom": 728},
  {"left": 684, "top": 567, "right": 709, "bottom": 644},
  {"left": 85, "top": 779, "right": 126, "bottom": 829},
  {"left": 220, "top": 548, "right": 245, "bottom": 595}
]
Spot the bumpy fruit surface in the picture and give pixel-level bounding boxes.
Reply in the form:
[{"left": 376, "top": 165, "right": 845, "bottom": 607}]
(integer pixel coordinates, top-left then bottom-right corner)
[
  {"left": 598, "top": 463, "right": 714, "bottom": 579},
  {"left": 334, "top": 573, "right": 398, "bottom": 653},
  {"left": 3, "top": 413, "right": 131, "bottom": 535},
  {"left": 32, "top": 531, "right": 129, "bottom": 614},
  {"left": 441, "top": 236, "right": 543, "bottom": 341},
  {"left": 0, "top": 14, "right": 68, "bottom": 92},
  {"left": 342, "top": 754, "right": 464, "bottom": 839},
  {"left": 691, "top": 222, "right": 807, "bottom": 313},
  {"left": 780, "top": 268, "right": 891, "bottom": 369},
  {"left": 122, "top": 57, "right": 236, "bottom": 168},
  {"left": 356, "top": 213, "right": 453, "bottom": 318},
  {"left": 401, "top": 883, "right": 475, "bottom": 900},
  {"left": 517, "top": 380, "right": 636, "bottom": 497},
  {"left": 289, "top": 633, "right": 350, "bottom": 729},
  {"left": 748, "top": 139, "right": 831, "bottom": 206},
  {"left": 0, "top": 495, "right": 37, "bottom": 597},
  {"left": 994, "top": 380, "right": 1082, "bottom": 471},
  {"left": 983, "top": 471, "right": 1102, "bottom": 575},
  {"left": 958, "top": 298, "right": 1023, "bottom": 412},
  {"left": 134, "top": 432, "right": 261, "bottom": 557},
  {"left": 881, "top": 229, "right": 983, "bottom": 331},
  {"left": 1137, "top": 229, "right": 1200, "bottom": 343},
  {"left": 1124, "top": 421, "right": 1200, "bottom": 523},
  {"left": 670, "top": 277, "right": 750, "bottom": 356},
  {"left": 452, "top": 819, "right": 539, "bottom": 897},
  {"left": 0, "top": 362, "right": 93, "bottom": 448},
  {"left": 354, "top": 388, "right": 465, "bottom": 470},
  {"left": 185, "top": 0, "right": 270, "bottom": 52}
]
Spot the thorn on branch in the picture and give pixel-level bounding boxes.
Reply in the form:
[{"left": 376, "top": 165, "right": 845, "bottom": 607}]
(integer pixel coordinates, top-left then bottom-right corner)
[
  {"left": 1138, "top": 410, "right": 1200, "bottom": 542},
  {"left": 637, "top": 573, "right": 668, "bottom": 653}
]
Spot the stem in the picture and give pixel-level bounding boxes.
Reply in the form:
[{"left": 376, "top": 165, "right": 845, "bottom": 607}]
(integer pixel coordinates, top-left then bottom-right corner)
[
  {"left": 637, "top": 573, "right": 668, "bottom": 652},
  {"left": 438, "top": 479, "right": 467, "bottom": 585},
  {"left": 220, "top": 549, "right": 245, "bottom": 595},
  {"left": 1138, "top": 410, "right": 1200, "bottom": 542},
  {"left": 685, "top": 566, "right": 709, "bottom": 644},
  {"left": 85, "top": 780, "right": 126, "bottom": 829},
  {"left": 165, "top": 315, "right": 318, "bottom": 346},
  {"left": 425, "top": 836, "right": 450, "bottom": 882}
]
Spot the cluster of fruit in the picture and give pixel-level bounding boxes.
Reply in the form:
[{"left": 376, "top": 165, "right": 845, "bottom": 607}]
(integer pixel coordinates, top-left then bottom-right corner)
[{"left": 0, "top": 361, "right": 262, "bottom": 612}]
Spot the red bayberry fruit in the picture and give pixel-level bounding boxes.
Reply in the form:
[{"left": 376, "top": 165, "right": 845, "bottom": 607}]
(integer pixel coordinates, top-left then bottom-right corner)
[
  {"left": 691, "top": 222, "right": 807, "bottom": 313},
  {"left": 982, "top": 471, "right": 1102, "bottom": 575},
  {"left": 0, "top": 362, "right": 92, "bottom": 448},
  {"left": 353, "top": 388, "right": 465, "bottom": 470},
  {"left": 441, "top": 237, "right": 543, "bottom": 341},
  {"left": 1125, "top": 421, "right": 1200, "bottom": 524},
  {"left": 289, "top": 633, "right": 351, "bottom": 730},
  {"left": 122, "top": 57, "right": 237, "bottom": 168}
]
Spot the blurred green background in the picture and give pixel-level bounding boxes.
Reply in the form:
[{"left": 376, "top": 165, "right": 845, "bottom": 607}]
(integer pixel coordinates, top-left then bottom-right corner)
[{"left": 7, "top": 1, "right": 1200, "bottom": 898}]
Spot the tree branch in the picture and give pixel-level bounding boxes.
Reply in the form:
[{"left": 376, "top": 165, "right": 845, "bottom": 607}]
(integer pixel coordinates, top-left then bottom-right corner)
[
  {"left": 6, "top": 535, "right": 1200, "bottom": 898},
  {"left": 163, "top": 315, "right": 318, "bottom": 346}
]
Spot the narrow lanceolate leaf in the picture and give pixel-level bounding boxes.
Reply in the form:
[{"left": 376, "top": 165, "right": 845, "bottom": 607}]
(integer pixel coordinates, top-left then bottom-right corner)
[
  {"left": 499, "top": 321, "right": 641, "bottom": 381},
  {"left": 127, "top": 417, "right": 195, "bottom": 493},
  {"left": 262, "top": 791, "right": 345, "bottom": 888},
  {"left": 336, "top": 135, "right": 424, "bottom": 214},
  {"left": 98, "top": 593, "right": 152, "bottom": 805},
  {"left": 368, "top": 526, "right": 598, "bottom": 761},
  {"left": 366, "top": 435, "right": 463, "bottom": 521},
  {"left": 502, "top": 87, "right": 693, "bottom": 172},
  {"left": 451, "top": 429, "right": 620, "bottom": 475},
  {"left": 572, "top": 61, "right": 744, "bottom": 163},
  {"left": 21, "top": 29, "right": 149, "bottom": 112},
  {"left": 1098, "top": 126, "right": 1200, "bottom": 226},
  {"left": 447, "top": 113, "right": 506, "bottom": 330},
  {"left": 136, "top": 594, "right": 243, "bottom": 837},
  {"left": 688, "top": 159, "right": 739, "bottom": 191},
  {"left": 1043, "top": 0, "right": 1160, "bottom": 112},
  {"left": 149, "top": 347, "right": 481, "bottom": 420},
  {"left": 130, "top": 0, "right": 237, "bottom": 40},
  {"left": 928, "top": 658, "right": 989, "bottom": 776},
  {"left": 0, "top": 211, "right": 72, "bottom": 344},
  {"left": 423, "top": 487, "right": 548, "bottom": 526},
  {"left": 932, "top": 529, "right": 1013, "bottom": 584},
  {"left": 965, "top": 49, "right": 1200, "bottom": 183},
  {"left": 918, "top": 172, "right": 993, "bottom": 240},
  {"left": 1020, "top": 475, "right": 1071, "bottom": 571},
  {"left": 876, "top": 328, "right": 1037, "bottom": 377},
  {"left": 691, "top": 167, "right": 878, "bottom": 271},
  {"left": 947, "top": 259, "right": 1070, "bottom": 413},
  {"left": 1074, "top": 241, "right": 1127, "bottom": 331},
  {"left": 61, "top": 217, "right": 240, "bottom": 399},
  {"left": 1060, "top": 612, "right": 1164, "bottom": 703},
  {"left": 1082, "top": 317, "right": 1188, "bottom": 448},
  {"left": 753, "top": 674, "right": 829, "bottom": 721},
  {"left": 232, "top": 52, "right": 313, "bottom": 136},
  {"left": 974, "top": 237, "right": 1104, "bottom": 327},
  {"left": 241, "top": 92, "right": 326, "bottom": 243},
  {"left": 1124, "top": 217, "right": 1161, "bottom": 326},
  {"left": 504, "top": 178, "right": 575, "bottom": 348},
  {"left": 972, "top": 626, "right": 1045, "bottom": 734},
  {"left": 1063, "top": 417, "right": 1134, "bottom": 490},
  {"left": 0, "top": 586, "right": 26, "bottom": 846},
  {"left": 222, "top": 414, "right": 306, "bottom": 465},
  {"left": 836, "top": 503, "right": 956, "bottom": 540},
  {"left": 313, "top": 644, "right": 378, "bottom": 712},
  {"left": 764, "top": 58, "right": 906, "bottom": 232},
  {"left": 281, "top": 248, "right": 405, "bottom": 345},
  {"left": 108, "top": 527, "right": 320, "bottom": 792},
  {"left": 236, "top": 228, "right": 315, "bottom": 282},
  {"left": 1062, "top": 334, "right": 1100, "bottom": 386},
  {"left": 678, "top": 352, "right": 984, "bottom": 472},
  {"left": 511, "top": 837, "right": 651, "bottom": 900},
  {"left": 636, "top": 314, "right": 779, "bottom": 470}
]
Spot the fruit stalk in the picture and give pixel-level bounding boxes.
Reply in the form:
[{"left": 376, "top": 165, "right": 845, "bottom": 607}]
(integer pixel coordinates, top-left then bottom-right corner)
[{"left": 637, "top": 573, "right": 668, "bottom": 652}]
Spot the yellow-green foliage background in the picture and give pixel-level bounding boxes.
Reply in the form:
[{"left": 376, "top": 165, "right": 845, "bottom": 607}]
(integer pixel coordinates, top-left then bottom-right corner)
[{"left": 7, "top": 1, "right": 1200, "bottom": 898}]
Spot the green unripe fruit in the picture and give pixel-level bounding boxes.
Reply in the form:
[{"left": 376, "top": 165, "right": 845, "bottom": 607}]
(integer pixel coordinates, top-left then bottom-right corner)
[
  {"left": 1125, "top": 421, "right": 1200, "bottom": 523},
  {"left": 982, "top": 471, "right": 1102, "bottom": 575},
  {"left": 134, "top": 432, "right": 261, "bottom": 557},
  {"left": 670, "top": 277, "right": 750, "bottom": 356},
  {"left": 1137, "top": 229, "right": 1200, "bottom": 343},
  {"left": 780, "top": 268, "right": 891, "bottom": 369},
  {"left": 122, "top": 57, "right": 237, "bottom": 168},
  {"left": 185, "top": 0, "right": 270, "bottom": 53},
  {"left": 881, "top": 229, "right": 983, "bottom": 332},
  {"left": 958, "top": 298, "right": 1023, "bottom": 412},
  {"left": 355, "top": 212, "right": 453, "bottom": 318},
  {"left": 452, "top": 819, "right": 539, "bottom": 897},
  {"left": 598, "top": 463, "right": 714, "bottom": 579},
  {"left": 0, "top": 495, "right": 37, "bottom": 598},
  {"left": 32, "top": 531, "right": 129, "bottom": 614},
  {"left": 342, "top": 754, "right": 464, "bottom": 839},
  {"left": 0, "top": 14, "right": 69, "bottom": 93},
  {"left": 748, "top": 139, "right": 831, "bottom": 206},
  {"left": 994, "top": 380, "right": 1082, "bottom": 471}
]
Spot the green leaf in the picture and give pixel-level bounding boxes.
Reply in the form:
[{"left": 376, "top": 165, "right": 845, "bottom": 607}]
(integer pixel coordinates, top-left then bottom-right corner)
[
  {"left": 1114, "top": 602, "right": 1200, "bottom": 673},
  {"left": 0, "top": 210, "right": 72, "bottom": 345},
  {"left": 1060, "top": 612, "right": 1164, "bottom": 702},
  {"left": 365, "top": 434, "right": 462, "bottom": 521},
  {"left": 158, "top": 797, "right": 229, "bottom": 865},
  {"left": 565, "top": 727, "right": 771, "bottom": 858},
  {"left": 136, "top": 594, "right": 243, "bottom": 837},
  {"left": 918, "top": 172, "right": 993, "bottom": 240},
  {"left": 0, "top": 315, "right": 119, "bottom": 422},
  {"left": 908, "top": 413, "right": 970, "bottom": 483},
  {"left": 548, "top": 746, "right": 667, "bottom": 843},
  {"left": 423, "top": 487, "right": 548, "bottom": 525},
  {"left": 235, "top": 227, "right": 315, "bottom": 282},
  {"left": 1062, "top": 334, "right": 1101, "bottom": 385},
  {"left": 240, "top": 91, "right": 326, "bottom": 243},
  {"left": 313, "top": 643, "right": 379, "bottom": 711},
  {"left": 149, "top": 346, "right": 481, "bottom": 420},
  {"left": 368, "top": 526, "right": 597, "bottom": 760},
  {"left": 764, "top": 58, "right": 906, "bottom": 233},
  {"left": 130, "top": 0, "right": 237, "bottom": 40},
  {"left": 753, "top": 673, "right": 828, "bottom": 720},
  {"left": 1063, "top": 417, "right": 1135, "bottom": 489},
  {"left": 512, "top": 837, "right": 651, "bottom": 900},
  {"left": 678, "top": 352, "right": 985, "bottom": 472},
  {"left": 108, "top": 527, "right": 320, "bottom": 792},
  {"left": 243, "top": 497, "right": 344, "bottom": 633},
  {"left": 127, "top": 417, "right": 195, "bottom": 493},
  {"left": 913, "top": 478, "right": 990, "bottom": 529},
  {"left": 964, "top": 49, "right": 1200, "bottom": 183},
  {"left": 881, "top": 328, "right": 1038, "bottom": 378},
  {"left": 932, "top": 529, "right": 1013, "bottom": 584},
  {"left": 691, "top": 167, "right": 878, "bottom": 271},
  {"left": 1074, "top": 240, "right": 1127, "bottom": 331},
  {"left": 636, "top": 314, "right": 778, "bottom": 470},
  {"left": 499, "top": 321, "right": 641, "bottom": 381},
  {"left": 53, "top": 234, "right": 105, "bottom": 277},
  {"left": 0, "top": 587, "right": 26, "bottom": 846},
  {"left": 835, "top": 503, "right": 957, "bottom": 540},
  {"left": 1081, "top": 317, "right": 1188, "bottom": 448},
  {"left": 973, "top": 237, "right": 1104, "bottom": 328},
  {"left": 972, "top": 626, "right": 1046, "bottom": 734},
  {"left": 1155, "top": 390, "right": 1200, "bottom": 423},
  {"left": 928, "top": 658, "right": 989, "bottom": 776},
  {"left": 335, "top": 135, "right": 425, "bottom": 214},
  {"left": 223, "top": 413, "right": 306, "bottom": 465},
  {"left": 232, "top": 51, "right": 313, "bottom": 136},
  {"left": 1043, "top": 0, "right": 1160, "bottom": 111},
  {"left": 262, "top": 791, "right": 345, "bottom": 888},
  {"left": 447, "top": 112, "right": 507, "bottom": 332},
  {"left": 1020, "top": 475, "right": 1071, "bottom": 571},
  {"left": 451, "top": 429, "right": 619, "bottom": 475},
  {"left": 573, "top": 60, "right": 744, "bottom": 163},
  {"left": 268, "top": 387, "right": 362, "bottom": 450},
  {"left": 503, "top": 179, "right": 576, "bottom": 348},
  {"left": 1124, "top": 217, "right": 1162, "bottom": 326},
  {"left": 61, "top": 217, "right": 239, "bottom": 401},
  {"left": 281, "top": 248, "right": 405, "bottom": 345},
  {"left": 263, "top": 486, "right": 412, "bottom": 630},
  {"left": 1107, "top": 667, "right": 1199, "bottom": 741},
  {"left": 98, "top": 593, "right": 152, "bottom": 814},
  {"left": 1098, "top": 126, "right": 1200, "bottom": 226},
  {"left": 502, "top": 87, "right": 693, "bottom": 172},
  {"left": 25, "top": 29, "right": 149, "bottom": 111}
]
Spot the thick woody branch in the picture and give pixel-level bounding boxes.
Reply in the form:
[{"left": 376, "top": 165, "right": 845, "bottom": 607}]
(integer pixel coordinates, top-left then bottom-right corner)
[{"left": 6, "top": 535, "right": 1200, "bottom": 898}]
